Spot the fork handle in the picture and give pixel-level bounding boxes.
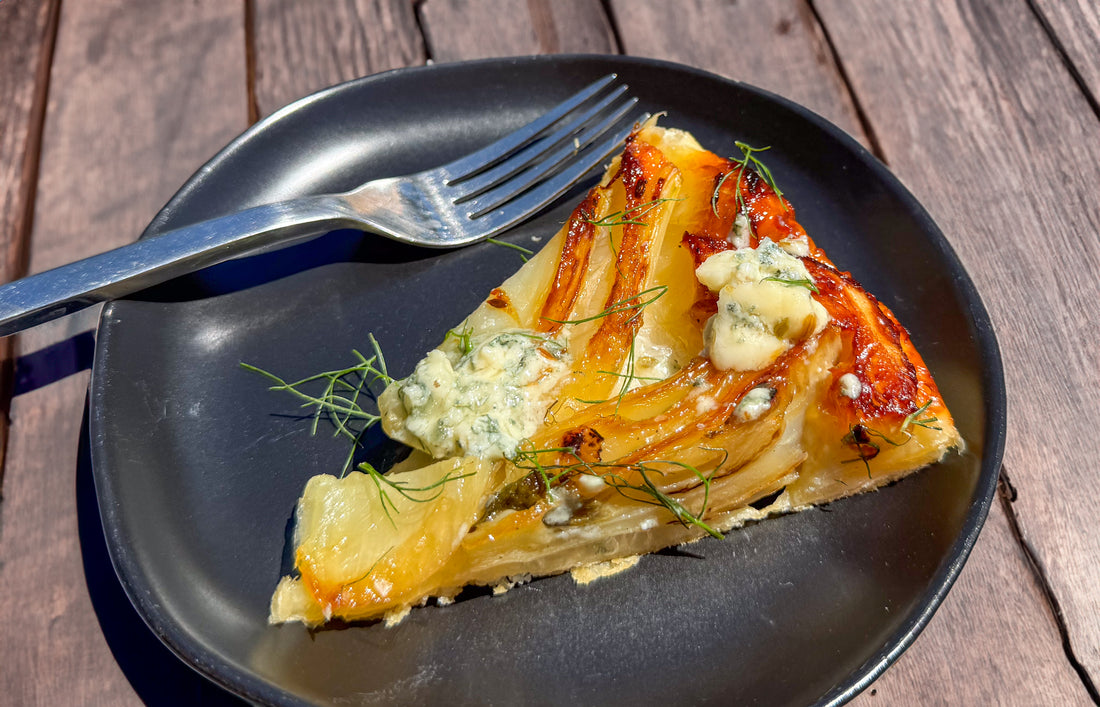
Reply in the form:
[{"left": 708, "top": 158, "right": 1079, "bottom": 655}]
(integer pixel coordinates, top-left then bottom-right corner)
[{"left": 0, "top": 195, "right": 356, "bottom": 337}]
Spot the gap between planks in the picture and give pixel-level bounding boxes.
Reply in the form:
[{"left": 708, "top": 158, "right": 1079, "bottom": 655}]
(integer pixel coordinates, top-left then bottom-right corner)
[
  {"left": 1026, "top": 0, "right": 1100, "bottom": 122},
  {"left": 803, "top": 0, "right": 886, "bottom": 162},
  {"left": 596, "top": 0, "right": 625, "bottom": 54},
  {"left": 997, "top": 467, "right": 1100, "bottom": 704},
  {"left": 244, "top": 0, "right": 260, "bottom": 125},
  {"left": 412, "top": 0, "right": 435, "bottom": 62},
  {"left": 0, "top": 0, "right": 62, "bottom": 497}
]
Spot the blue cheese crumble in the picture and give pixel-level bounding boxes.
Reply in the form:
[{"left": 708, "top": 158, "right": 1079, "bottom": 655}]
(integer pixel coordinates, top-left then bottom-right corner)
[
  {"left": 386, "top": 331, "right": 570, "bottom": 460},
  {"left": 838, "top": 372, "right": 862, "bottom": 399},
  {"left": 733, "top": 386, "right": 776, "bottom": 421},
  {"left": 696, "top": 238, "right": 829, "bottom": 371}
]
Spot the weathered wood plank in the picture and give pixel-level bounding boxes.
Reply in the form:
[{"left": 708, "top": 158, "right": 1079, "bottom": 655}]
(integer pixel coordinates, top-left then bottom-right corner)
[
  {"left": 850, "top": 499, "right": 1093, "bottom": 706},
  {"left": 608, "top": 0, "right": 867, "bottom": 144},
  {"left": 1031, "top": 0, "right": 1100, "bottom": 106},
  {"left": 0, "top": 0, "right": 55, "bottom": 286},
  {"left": 0, "top": 0, "right": 59, "bottom": 491},
  {"left": 249, "top": 0, "right": 427, "bottom": 119},
  {"left": 816, "top": 0, "right": 1100, "bottom": 693},
  {"left": 0, "top": 0, "right": 249, "bottom": 704},
  {"left": 418, "top": 0, "right": 616, "bottom": 60}
]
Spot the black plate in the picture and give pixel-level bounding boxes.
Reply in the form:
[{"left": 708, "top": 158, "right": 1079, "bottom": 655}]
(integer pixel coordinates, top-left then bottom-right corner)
[{"left": 89, "top": 56, "right": 1005, "bottom": 706}]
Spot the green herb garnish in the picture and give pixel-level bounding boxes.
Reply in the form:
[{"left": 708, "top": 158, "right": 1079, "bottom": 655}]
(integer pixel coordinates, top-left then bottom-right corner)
[
  {"left": 444, "top": 324, "right": 475, "bottom": 355},
  {"left": 543, "top": 285, "right": 668, "bottom": 411},
  {"left": 902, "top": 400, "right": 941, "bottom": 431},
  {"left": 359, "top": 461, "right": 475, "bottom": 526},
  {"left": 583, "top": 197, "right": 682, "bottom": 228},
  {"left": 541, "top": 285, "right": 667, "bottom": 326},
  {"left": 761, "top": 276, "right": 819, "bottom": 293},
  {"left": 841, "top": 424, "right": 880, "bottom": 478},
  {"left": 575, "top": 336, "right": 647, "bottom": 412},
  {"left": 509, "top": 447, "right": 723, "bottom": 538},
  {"left": 604, "top": 461, "right": 722, "bottom": 539},
  {"left": 712, "top": 141, "right": 786, "bottom": 218},
  {"left": 840, "top": 400, "right": 941, "bottom": 477},
  {"left": 486, "top": 237, "right": 534, "bottom": 262},
  {"left": 241, "top": 334, "right": 391, "bottom": 475},
  {"left": 341, "top": 546, "right": 393, "bottom": 588}
]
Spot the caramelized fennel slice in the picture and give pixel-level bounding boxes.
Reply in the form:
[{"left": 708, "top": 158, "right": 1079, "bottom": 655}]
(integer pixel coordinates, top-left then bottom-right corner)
[
  {"left": 269, "top": 457, "right": 496, "bottom": 624},
  {"left": 423, "top": 404, "right": 813, "bottom": 591},
  {"left": 784, "top": 400, "right": 961, "bottom": 508}
]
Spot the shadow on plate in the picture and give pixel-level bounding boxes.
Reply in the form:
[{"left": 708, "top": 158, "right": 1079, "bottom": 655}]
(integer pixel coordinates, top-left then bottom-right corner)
[
  {"left": 76, "top": 402, "right": 247, "bottom": 706},
  {"left": 130, "top": 228, "right": 430, "bottom": 303}
]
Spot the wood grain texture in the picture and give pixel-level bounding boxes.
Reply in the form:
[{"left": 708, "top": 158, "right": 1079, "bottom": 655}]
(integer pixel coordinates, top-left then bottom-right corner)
[
  {"left": 418, "top": 0, "right": 616, "bottom": 61},
  {"left": 0, "top": 373, "right": 135, "bottom": 706},
  {"left": 0, "top": 0, "right": 56, "bottom": 283},
  {"left": 850, "top": 500, "right": 1093, "bottom": 706},
  {"left": 0, "top": 0, "right": 248, "bottom": 704},
  {"left": 1032, "top": 0, "right": 1100, "bottom": 105},
  {"left": 0, "top": 0, "right": 59, "bottom": 491},
  {"left": 26, "top": 2, "right": 248, "bottom": 277},
  {"left": 608, "top": 0, "right": 867, "bottom": 144},
  {"left": 815, "top": 0, "right": 1100, "bottom": 692},
  {"left": 249, "top": 0, "right": 427, "bottom": 119}
]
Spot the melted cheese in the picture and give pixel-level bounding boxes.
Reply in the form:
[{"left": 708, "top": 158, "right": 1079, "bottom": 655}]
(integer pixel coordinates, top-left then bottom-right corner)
[
  {"left": 389, "top": 331, "right": 570, "bottom": 459},
  {"left": 696, "top": 239, "right": 829, "bottom": 371}
]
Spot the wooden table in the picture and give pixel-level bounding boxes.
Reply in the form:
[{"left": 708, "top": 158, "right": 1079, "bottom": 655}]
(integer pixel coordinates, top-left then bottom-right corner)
[{"left": 2, "top": 1, "right": 1098, "bottom": 704}]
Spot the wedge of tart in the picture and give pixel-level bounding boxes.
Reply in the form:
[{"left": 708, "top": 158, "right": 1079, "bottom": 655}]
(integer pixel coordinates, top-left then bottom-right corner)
[{"left": 269, "top": 119, "right": 962, "bottom": 627}]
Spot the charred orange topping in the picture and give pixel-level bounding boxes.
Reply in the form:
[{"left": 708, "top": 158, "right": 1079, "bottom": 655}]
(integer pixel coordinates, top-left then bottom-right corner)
[
  {"left": 678, "top": 154, "right": 930, "bottom": 428},
  {"left": 538, "top": 190, "right": 601, "bottom": 334},
  {"left": 584, "top": 139, "right": 677, "bottom": 364}
]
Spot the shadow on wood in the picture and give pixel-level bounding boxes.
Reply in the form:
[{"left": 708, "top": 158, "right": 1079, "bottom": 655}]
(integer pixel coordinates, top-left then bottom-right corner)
[{"left": 76, "top": 403, "right": 247, "bottom": 706}]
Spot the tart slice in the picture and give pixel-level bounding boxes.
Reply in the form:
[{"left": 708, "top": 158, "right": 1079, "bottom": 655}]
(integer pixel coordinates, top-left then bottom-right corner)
[{"left": 269, "top": 120, "right": 962, "bottom": 626}]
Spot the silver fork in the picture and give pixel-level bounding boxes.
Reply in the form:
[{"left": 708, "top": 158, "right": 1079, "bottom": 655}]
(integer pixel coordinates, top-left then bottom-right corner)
[{"left": 0, "top": 75, "right": 641, "bottom": 337}]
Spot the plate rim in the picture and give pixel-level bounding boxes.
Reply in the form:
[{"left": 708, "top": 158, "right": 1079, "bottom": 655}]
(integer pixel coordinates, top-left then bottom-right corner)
[{"left": 89, "top": 53, "right": 1007, "bottom": 707}]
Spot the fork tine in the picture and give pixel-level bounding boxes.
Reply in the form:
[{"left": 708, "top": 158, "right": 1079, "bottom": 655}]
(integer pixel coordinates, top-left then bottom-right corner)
[
  {"left": 464, "top": 99, "right": 639, "bottom": 219},
  {"left": 441, "top": 74, "right": 619, "bottom": 182},
  {"left": 470, "top": 114, "right": 650, "bottom": 236},
  {"left": 447, "top": 85, "right": 630, "bottom": 201}
]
